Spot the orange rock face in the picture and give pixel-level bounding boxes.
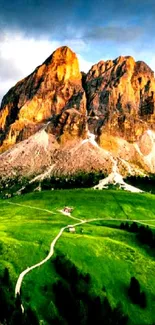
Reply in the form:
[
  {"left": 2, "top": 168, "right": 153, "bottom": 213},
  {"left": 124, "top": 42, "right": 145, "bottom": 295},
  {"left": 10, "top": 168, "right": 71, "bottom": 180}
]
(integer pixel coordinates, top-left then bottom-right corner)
[
  {"left": 85, "top": 56, "right": 155, "bottom": 141},
  {"left": 0, "top": 46, "right": 86, "bottom": 150},
  {"left": 1, "top": 47, "right": 155, "bottom": 177}
]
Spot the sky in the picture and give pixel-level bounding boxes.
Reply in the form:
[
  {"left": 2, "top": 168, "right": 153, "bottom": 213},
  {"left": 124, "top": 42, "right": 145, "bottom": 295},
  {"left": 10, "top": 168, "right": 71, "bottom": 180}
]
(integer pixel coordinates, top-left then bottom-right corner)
[{"left": 0, "top": 0, "right": 155, "bottom": 102}]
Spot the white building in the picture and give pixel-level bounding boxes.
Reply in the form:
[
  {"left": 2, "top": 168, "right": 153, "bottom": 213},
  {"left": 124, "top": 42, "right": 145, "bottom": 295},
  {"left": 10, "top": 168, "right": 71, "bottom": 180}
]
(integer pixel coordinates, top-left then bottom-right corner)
[{"left": 68, "top": 227, "right": 76, "bottom": 233}]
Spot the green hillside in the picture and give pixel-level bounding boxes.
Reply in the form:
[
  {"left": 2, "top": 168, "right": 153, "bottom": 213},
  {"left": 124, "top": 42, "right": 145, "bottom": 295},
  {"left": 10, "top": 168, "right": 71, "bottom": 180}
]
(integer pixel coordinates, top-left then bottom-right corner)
[{"left": 0, "top": 189, "right": 155, "bottom": 324}]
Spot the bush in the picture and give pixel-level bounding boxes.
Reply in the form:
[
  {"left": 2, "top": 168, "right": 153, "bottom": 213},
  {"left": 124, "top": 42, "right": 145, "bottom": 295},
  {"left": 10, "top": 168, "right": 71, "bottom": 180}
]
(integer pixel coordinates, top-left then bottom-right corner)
[{"left": 128, "top": 276, "right": 147, "bottom": 308}]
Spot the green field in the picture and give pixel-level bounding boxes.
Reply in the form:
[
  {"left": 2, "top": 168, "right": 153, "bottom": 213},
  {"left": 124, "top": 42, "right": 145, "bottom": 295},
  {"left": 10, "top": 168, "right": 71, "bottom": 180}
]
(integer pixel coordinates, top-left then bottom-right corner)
[{"left": 0, "top": 189, "right": 155, "bottom": 324}]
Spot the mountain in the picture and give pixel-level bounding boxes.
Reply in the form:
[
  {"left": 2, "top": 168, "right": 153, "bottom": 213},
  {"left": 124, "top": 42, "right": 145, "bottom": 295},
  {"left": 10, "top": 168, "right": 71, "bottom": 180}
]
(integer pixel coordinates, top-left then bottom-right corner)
[
  {"left": 86, "top": 56, "right": 155, "bottom": 140},
  {"left": 0, "top": 46, "right": 86, "bottom": 150},
  {"left": 0, "top": 46, "right": 155, "bottom": 185}
]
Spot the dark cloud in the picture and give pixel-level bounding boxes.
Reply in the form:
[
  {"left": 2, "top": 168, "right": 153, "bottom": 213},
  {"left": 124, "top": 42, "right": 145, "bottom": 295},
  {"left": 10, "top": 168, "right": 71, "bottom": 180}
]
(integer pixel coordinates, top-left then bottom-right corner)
[
  {"left": 0, "top": 0, "right": 155, "bottom": 103},
  {"left": 84, "top": 26, "right": 143, "bottom": 43},
  {"left": 0, "top": 0, "right": 155, "bottom": 40},
  {"left": 0, "top": 0, "right": 83, "bottom": 37}
]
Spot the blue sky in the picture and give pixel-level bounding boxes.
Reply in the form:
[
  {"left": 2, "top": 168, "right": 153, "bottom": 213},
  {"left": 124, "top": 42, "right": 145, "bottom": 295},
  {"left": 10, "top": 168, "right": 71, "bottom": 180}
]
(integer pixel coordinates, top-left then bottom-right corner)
[{"left": 0, "top": 0, "right": 155, "bottom": 101}]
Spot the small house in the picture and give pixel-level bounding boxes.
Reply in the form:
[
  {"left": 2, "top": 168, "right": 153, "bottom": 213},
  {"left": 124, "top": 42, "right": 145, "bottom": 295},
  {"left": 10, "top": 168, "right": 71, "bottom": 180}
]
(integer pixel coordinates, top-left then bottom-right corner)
[
  {"left": 64, "top": 207, "right": 73, "bottom": 213},
  {"left": 5, "top": 193, "right": 12, "bottom": 199},
  {"left": 68, "top": 227, "right": 76, "bottom": 233}
]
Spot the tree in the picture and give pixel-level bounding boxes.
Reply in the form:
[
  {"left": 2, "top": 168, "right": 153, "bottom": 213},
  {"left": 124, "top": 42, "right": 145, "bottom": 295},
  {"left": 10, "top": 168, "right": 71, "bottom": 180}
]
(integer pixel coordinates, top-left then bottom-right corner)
[
  {"left": 130, "top": 222, "right": 138, "bottom": 233},
  {"left": 128, "top": 277, "right": 141, "bottom": 304},
  {"left": 140, "top": 291, "right": 147, "bottom": 309},
  {"left": 25, "top": 307, "right": 39, "bottom": 325},
  {"left": 46, "top": 301, "right": 58, "bottom": 323},
  {"left": 3, "top": 268, "right": 10, "bottom": 286},
  {"left": 11, "top": 310, "right": 23, "bottom": 325},
  {"left": 15, "top": 293, "right": 22, "bottom": 311},
  {"left": 128, "top": 277, "right": 147, "bottom": 308}
]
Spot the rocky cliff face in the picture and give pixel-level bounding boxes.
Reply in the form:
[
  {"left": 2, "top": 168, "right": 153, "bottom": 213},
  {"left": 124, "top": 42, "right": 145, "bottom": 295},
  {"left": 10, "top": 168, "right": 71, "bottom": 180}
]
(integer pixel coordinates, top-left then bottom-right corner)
[
  {"left": 0, "top": 46, "right": 155, "bottom": 179},
  {"left": 85, "top": 56, "right": 155, "bottom": 141},
  {"left": 0, "top": 46, "right": 87, "bottom": 151}
]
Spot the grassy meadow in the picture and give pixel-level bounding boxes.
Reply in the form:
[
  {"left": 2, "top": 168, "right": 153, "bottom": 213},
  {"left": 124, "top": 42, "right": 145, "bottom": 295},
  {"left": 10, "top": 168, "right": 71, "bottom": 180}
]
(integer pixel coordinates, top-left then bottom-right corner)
[{"left": 0, "top": 189, "right": 155, "bottom": 324}]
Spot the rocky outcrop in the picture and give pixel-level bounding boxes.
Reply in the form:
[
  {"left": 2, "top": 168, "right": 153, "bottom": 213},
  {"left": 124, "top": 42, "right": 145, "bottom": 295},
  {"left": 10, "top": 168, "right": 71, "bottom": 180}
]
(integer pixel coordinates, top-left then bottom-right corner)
[
  {"left": 0, "top": 47, "right": 155, "bottom": 179},
  {"left": 85, "top": 56, "right": 155, "bottom": 141},
  {"left": 0, "top": 128, "right": 59, "bottom": 181},
  {"left": 0, "top": 128, "right": 113, "bottom": 183},
  {"left": 0, "top": 46, "right": 87, "bottom": 151}
]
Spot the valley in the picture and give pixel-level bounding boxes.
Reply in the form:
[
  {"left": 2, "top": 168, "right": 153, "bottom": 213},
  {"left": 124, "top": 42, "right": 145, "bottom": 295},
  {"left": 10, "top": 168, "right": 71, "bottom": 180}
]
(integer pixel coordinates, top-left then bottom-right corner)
[
  {"left": 0, "top": 1, "right": 155, "bottom": 324},
  {"left": 0, "top": 45, "right": 155, "bottom": 325},
  {"left": 0, "top": 189, "right": 155, "bottom": 324}
]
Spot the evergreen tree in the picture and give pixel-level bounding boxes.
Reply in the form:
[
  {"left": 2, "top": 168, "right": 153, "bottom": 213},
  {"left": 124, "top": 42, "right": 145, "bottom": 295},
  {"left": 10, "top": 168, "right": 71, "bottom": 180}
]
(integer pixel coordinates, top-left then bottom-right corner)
[{"left": 128, "top": 277, "right": 141, "bottom": 304}]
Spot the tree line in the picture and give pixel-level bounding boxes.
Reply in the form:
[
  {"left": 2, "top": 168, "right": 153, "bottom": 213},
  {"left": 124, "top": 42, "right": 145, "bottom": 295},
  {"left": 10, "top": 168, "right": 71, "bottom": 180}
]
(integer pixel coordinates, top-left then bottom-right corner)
[
  {"left": 22, "top": 170, "right": 105, "bottom": 193},
  {"left": 47, "top": 253, "right": 129, "bottom": 325},
  {"left": 120, "top": 222, "right": 155, "bottom": 249},
  {"left": 125, "top": 175, "right": 155, "bottom": 194},
  {"left": 0, "top": 268, "right": 39, "bottom": 325}
]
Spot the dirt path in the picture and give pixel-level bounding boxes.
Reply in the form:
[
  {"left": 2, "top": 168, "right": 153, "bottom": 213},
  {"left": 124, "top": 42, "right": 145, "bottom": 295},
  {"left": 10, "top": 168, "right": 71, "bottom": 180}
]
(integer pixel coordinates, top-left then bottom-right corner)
[
  {"left": 15, "top": 219, "right": 86, "bottom": 312},
  {"left": 7, "top": 201, "right": 56, "bottom": 215},
  {"left": 15, "top": 213, "right": 85, "bottom": 298},
  {"left": 5, "top": 201, "right": 155, "bottom": 312},
  {"left": 14, "top": 212, "right": 155, "bottom": 300}
]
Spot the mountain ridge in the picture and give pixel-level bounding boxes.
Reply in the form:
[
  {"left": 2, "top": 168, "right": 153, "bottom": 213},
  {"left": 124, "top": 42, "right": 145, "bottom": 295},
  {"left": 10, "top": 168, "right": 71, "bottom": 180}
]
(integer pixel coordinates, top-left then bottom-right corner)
[{"left": 0, "top": 45, "right": 155, "bottom": 184}]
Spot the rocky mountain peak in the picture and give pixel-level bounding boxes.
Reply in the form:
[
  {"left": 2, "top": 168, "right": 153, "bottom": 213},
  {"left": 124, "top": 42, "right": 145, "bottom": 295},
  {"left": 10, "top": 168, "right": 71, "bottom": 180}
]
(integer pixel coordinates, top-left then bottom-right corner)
[
  {"left": 0, "top": 46, "right": 85, "bottom": 151},
  {"left": 85, "top": 54, "right": 155, "bottom": 141},
  {"left": 0, "top": 47, "right": 155, "bottom": 178},
  {"left": 134, "top": 60, "right": 154, "bottom": 78},
  {"left": 43, "top": 46, "right": 81, "bottom": 82}
]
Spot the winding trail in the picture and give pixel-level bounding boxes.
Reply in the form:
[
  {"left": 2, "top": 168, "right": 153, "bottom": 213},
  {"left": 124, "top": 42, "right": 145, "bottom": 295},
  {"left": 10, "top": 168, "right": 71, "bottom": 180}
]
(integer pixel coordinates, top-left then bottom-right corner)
[
  {"left": 15, "top": 220, "right": 86, "bottom": 312},
  {"left": 15, "top": 213, "right": 84, "bottom": 297},
  {"left": 5, "top": 201, "right": 155, "bottom": 312},
  {"left": 7, "top": 201, "right": 56, "bottom": 215}
]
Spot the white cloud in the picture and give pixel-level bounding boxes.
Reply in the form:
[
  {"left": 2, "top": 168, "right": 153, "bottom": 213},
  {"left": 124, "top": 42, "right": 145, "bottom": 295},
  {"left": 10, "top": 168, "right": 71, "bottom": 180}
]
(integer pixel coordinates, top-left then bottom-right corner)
[
  {"left": 147, "top": 57, "right": 155, "bottom": 74},
  {"left": 1, "top": 30, "right": 155, "bottom": 107},
  {"left": 0, "top": 80, "right": 16, "bottom": 103},
  {"left": 113, "top": 45, "right": 155, "bottom": 73},
  {"left": 63, "top": 39, "right": 87, "bottom": 52},
  {"left": 77, "top": 54, "right": 93, "bottom": 72},
  {"left": 0, "top": 31, "right": 93, "bottom": 103},
  {"left": 0, "top": 31, "right": 60, "bottom": 76}
]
